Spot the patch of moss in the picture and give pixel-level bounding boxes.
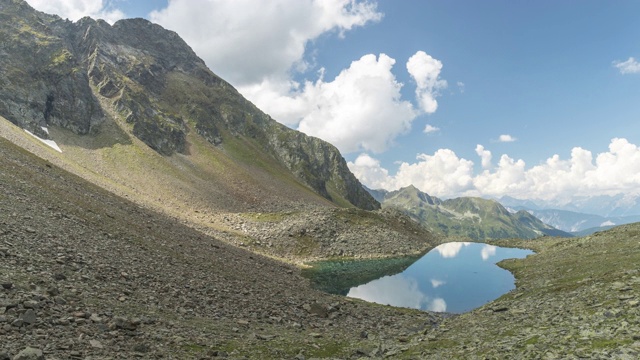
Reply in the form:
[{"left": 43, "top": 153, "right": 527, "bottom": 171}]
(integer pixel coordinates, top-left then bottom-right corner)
[
  {"left": 50, "top": 49, "right": 73, "bottom": 67},
  {"left": 181, "top": 343, "right": 206, "bottom": 355},
  {"left": 590, "top": 338, "right": 632, "bottom": 349},
  {"left": 294, "top": 234, "right": 319, "bottom": 256},
  {"left": 306, "top": 340, "right": 348, "bottom": 357},
  {"left": 524, "top": 335, "right": 540, "bottom": 345}
]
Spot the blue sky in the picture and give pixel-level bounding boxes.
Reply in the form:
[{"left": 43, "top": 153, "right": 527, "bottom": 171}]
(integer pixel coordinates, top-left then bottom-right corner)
[{"left": 26, "top": 0, "right": 640, "bottom": 206}]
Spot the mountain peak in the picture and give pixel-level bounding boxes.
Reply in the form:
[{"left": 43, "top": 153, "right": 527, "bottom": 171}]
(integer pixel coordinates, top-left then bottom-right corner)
[{"left": 0, "top": 3, "right": 379, "bottom": 211}]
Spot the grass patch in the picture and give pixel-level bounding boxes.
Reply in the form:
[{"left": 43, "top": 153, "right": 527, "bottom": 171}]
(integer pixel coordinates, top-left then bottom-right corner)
[
  {"left": 241, "top": 211, "right": 293, "bottom": 223},
  {"left": 422, "top": 339, "right": 459, "bottom": 350},
  {"left": 590, "top": 338, "right": 633, "bottom": 349},
  {"left": 524, "top": 335, "right": 540, "bottom": 345},
  {"left": 306, "top": 340, "right": 348, "bottom": 357}
]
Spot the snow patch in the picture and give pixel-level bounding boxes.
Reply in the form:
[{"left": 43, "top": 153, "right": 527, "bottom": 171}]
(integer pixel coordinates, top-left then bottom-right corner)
[
  {"left": 600, "top": 220, "right": 615, "bottom": 227},
  {"left": 24, "top": 129, "right": 62, "bottom": 153}
]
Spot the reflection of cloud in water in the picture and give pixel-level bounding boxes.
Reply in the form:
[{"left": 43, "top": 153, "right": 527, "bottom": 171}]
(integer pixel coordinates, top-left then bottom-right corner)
[
  {"left": 429, "top": 298, "right": 447, "bottom": 312},
  {"left": 348, "top": 275, "right": 446, "bottom": 312},
  {"left": 430, "top": 279, "right": 446, "bottom": 288},
  {"left": 481, "top": 244, "right": 497, "bottom": 260},
  {"left": 434, "top": 242, "right": 471, "bottom": 258}
]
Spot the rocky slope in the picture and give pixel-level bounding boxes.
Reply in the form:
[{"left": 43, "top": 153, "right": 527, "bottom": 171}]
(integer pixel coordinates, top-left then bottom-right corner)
[
  {"left": 0, "top": 136, "right": 443, "bottom": 359},
  {"left": 376, "top": 185, "right": 572, "bottom": 240},
  {"left": 0, "top": 0, "right": 378, "bottom": 211},
  {"left": 416, "top": 227, "right": 640, "bottom": 359},
  {"left": 2, "top": 135, "right": 639, "bottom": 359}
]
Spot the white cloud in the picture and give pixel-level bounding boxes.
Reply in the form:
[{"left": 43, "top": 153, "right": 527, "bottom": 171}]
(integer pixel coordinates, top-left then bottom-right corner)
[
  {"left": 498, "top": 134, "right": 517, "bottom": 143},
  {"left": 26, "top": 0, "right": 125, "bottom": 24},
  {"left": 424, "top": 124, "right": 440, "bottom": 134},
  {"left": 151, "top": 2, "right": 443, "bottom": 154},
  {"left": 457, "top": 81, "right": 465, "bottom": 93},
  {"left": 613, "top": 57, "right": 640, "bottom": 74},
  {"left": 600, "top": 220, "right": 615, "bottom": 227},
  {"left": 348, "top": 153, "right": 393, "bottom": 189},
  {"left": 406, "top": 51, "right": 447, "bottom": 113},
  {"left": 248, "top": 51, "right": 445, "bottom": 154},
  {"left": 348, "top": 138, "right": 640, "bottom": 204},
  {"left": 295, "top": 54, "right": 418, "bottom": 153},
  {"left": 430, "top": 279, "right": 446, "bottom": 288},
  {"left": 150, "top": 0, "right": 382, "bottom": 86},
  {"left": 475, "top": 144, "right": 492, "bottom": 169}
]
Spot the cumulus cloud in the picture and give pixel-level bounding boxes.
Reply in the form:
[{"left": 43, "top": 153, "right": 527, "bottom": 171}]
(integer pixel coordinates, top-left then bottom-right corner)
[
  {"left": 430, "top": 279, "right": 446, "bottom": 288},
  {"left": 151, "top": 1, "right": 444, "bottom": 154},
  {"left": 498, "top": 134, "right": 517, "bottom": 143},
  {"left": 347, "top": 153, "right": 393, "bottom": 189},
  {"left": 150, "top": 0, "right": 382, "bottom": 86},
  {"left": 248, "top": 51, "right": 445, "bottom": 154},
  {"left": 347, "top": 138, "right": 640, "bottom": 203},
  {"left": 424, "top": 124, "right": 440, "bottom": 134},
  {"left": 295, "top": 54, "right": 417, "bottom": 153},
  {"left": 406, "top": 51, "right": 447, "bottom": 113},
  {"left": 613, "top": 57, "right": 640, "bottom": 74},
  {"left": 26, "top": 0, "right": 125, "bottom": 23},
  {"left": 475, "top": 144, "right": 492, "bottom": 169}
]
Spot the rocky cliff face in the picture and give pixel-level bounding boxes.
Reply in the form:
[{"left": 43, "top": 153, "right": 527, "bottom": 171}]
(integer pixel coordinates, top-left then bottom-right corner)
[{"left": 0, "top": 0, "right": 379, "bottom": 210}]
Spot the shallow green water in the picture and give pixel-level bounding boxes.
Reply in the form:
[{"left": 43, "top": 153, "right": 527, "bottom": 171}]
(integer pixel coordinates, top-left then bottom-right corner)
[{"left": 303, "top": 242, "right": 533, "bottom": 313}]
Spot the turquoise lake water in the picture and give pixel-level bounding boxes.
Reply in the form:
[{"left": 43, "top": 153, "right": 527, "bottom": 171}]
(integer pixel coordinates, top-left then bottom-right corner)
[{"left": 305, "top": 242, "right": 533, "bottom": 313}]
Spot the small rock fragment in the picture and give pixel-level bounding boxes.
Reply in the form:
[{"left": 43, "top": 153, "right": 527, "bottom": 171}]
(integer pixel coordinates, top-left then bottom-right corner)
[
  {"left": 21, "top": 309, "right": 36, "bottom": 325},
  {"left": 13, "top": 347, "right": 44, "bottom": 360}
]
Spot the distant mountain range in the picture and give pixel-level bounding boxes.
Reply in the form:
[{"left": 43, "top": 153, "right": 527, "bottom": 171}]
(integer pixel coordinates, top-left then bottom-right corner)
[
  {"left": 368, "top": 186, "right": 572, "bottom": 240},
  {"left": 502, "top": 207, "right": 640, "bottom": 235},
  {"left": 499, "top": 195, "right": 640, "bottom": 218}
]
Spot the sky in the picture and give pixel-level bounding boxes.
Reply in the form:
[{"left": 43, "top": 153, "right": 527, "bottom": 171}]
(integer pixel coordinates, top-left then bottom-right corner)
[{"left": 25, "top": 0, "right": 640, "bottom": 206}]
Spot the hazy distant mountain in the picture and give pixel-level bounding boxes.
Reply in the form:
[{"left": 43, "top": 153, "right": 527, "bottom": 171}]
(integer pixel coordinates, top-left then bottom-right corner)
[
  {"left": 504, "top": 208, "right": 640, "bottom": 234},
  {"left": 371, "top": 186, "right": 572, "bottom": 240},
  {"left": 499, "top": 195, "right": 640, "bottom": 218}
]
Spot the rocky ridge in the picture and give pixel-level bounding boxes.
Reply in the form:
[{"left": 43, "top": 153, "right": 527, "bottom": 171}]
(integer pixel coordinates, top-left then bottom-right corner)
[{"left": 0, "top": 0, "right": 378, "bottom": 211}]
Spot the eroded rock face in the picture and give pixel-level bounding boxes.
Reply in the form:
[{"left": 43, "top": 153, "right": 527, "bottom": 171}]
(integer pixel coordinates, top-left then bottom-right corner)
[
  {"left": 0, "top": 0, "right": 378, "bottom": 210},
  {"left": 0, "top": 1, "right": 104, "bottom": 137}
]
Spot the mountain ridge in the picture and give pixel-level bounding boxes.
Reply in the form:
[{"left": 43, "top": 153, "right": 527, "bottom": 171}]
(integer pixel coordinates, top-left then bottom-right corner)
[
  {"left": 372, "top": 185, "right": 572, "bottom": 240},
  {"left": 0, "top": 0, "right": 378, "bottom": 211}
]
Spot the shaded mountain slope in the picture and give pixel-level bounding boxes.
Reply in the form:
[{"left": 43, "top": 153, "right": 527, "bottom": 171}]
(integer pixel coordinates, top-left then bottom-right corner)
[
  {"left": 376, "top": 185, "right": 572, "bottom": 240},
  {"left": 0, "top": 135, "right": 443, "bottom": 359},
  {"left": 0, "top": 0, "right": 378, "bottom": 212}
]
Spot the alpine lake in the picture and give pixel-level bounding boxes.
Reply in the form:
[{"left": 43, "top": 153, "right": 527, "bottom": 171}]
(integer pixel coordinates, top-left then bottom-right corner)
[{"left": 302, "top": 242, "right": 534, "bottom": 314}]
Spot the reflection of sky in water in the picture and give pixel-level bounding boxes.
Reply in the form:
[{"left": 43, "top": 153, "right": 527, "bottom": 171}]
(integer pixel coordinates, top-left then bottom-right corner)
[
  {"left": 348, "top": 275, "right": 447, "bottom": 312},
  {"left": 346, "top": 242, "right": 533, "bottom": 313}
]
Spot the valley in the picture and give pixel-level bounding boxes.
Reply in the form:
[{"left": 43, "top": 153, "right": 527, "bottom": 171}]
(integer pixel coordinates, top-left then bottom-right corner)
[{"left": 1, "top": 1, "right": 639, "bottom": 358}]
